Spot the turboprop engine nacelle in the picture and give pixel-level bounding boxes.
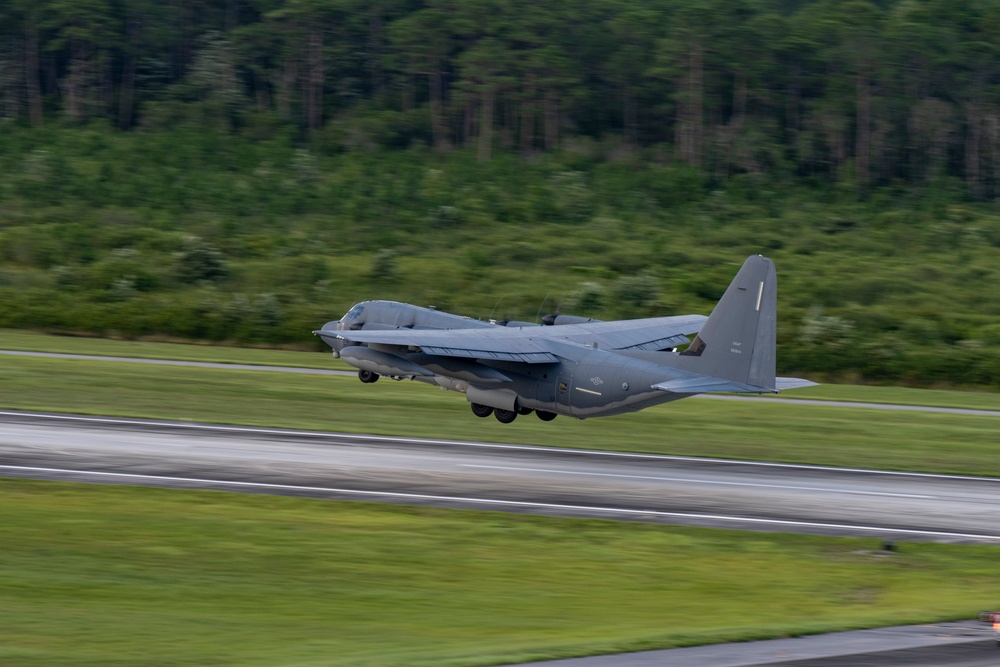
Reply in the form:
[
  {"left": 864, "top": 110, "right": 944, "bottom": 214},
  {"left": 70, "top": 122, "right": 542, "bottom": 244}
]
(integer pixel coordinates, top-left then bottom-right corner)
[{"left": 339, "top": 346, "right": 433, "bottom": 379}]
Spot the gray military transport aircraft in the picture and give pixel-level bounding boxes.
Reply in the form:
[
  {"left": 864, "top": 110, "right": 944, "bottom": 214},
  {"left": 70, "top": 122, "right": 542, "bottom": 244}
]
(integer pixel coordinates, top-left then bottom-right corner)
[{"left": 314, "top": 255, "right": 814, "bottom": 423}]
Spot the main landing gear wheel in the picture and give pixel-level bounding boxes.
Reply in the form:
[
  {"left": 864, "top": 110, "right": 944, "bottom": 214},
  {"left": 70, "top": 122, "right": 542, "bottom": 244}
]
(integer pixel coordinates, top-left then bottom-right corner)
[
  {"left": 494, "top": 408, "right": 517, "bottom": 424},
  {"left": 470, "top": 403, "right": 494, "bottom": 418},
  {"left": 517, "top": 406, "right": 534, "bottom": 415},
  {"left": 358, "top": 369, "right": 379, "bottom": 383},
  {"left": 535, "top": 410, "right": 557, "bottom": 421}
]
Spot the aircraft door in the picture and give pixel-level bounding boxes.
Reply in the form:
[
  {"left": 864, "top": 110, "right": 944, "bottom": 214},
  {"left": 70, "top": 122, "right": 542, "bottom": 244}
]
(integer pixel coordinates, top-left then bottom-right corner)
[{"left": 557, "top": 376, "right": 572, "bottom": 410}]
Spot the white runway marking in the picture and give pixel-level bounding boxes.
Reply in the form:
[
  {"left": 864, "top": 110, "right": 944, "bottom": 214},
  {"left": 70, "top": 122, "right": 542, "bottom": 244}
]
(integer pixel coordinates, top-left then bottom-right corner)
[{"left": 460, "top": 464, "right": 936, "bottom": 499}]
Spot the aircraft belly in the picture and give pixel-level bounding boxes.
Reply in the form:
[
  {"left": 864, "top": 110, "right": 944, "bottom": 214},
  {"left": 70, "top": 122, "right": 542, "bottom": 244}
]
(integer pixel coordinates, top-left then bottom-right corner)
[{"left": 572, "top": 390, "right": 691, "bottom": 418}]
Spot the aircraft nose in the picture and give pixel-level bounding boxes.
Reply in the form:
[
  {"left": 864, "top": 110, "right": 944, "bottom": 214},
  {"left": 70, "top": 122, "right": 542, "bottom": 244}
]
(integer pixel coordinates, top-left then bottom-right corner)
[{"left": 315, "top": 320, "right": 348, "bottom": 356}]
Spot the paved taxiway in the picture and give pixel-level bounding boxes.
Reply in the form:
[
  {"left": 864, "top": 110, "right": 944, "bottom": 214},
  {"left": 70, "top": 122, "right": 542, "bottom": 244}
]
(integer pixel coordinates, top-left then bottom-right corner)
[
  {"left": 2, "top": 410, "right": 1000, "bottom": 543},
  {"left": 509, "top": 622, "right": 999, "bottom": 666}
]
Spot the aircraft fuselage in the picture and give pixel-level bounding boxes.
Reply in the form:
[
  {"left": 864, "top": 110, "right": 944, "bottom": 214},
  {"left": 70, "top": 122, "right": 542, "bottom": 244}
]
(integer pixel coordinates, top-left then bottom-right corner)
[{"left": 315, "top": 257, "right": 810, "bottom": 423}]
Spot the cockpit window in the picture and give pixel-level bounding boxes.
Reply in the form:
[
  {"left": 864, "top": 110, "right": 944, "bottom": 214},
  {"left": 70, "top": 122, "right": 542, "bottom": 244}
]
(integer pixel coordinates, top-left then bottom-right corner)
[{"left": 339, "top": 305, "right": 365, "bottom": 330}]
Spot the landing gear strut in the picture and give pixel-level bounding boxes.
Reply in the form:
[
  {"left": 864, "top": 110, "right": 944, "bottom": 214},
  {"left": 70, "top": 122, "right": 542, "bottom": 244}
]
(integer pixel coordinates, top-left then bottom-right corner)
[{"left": 358, "top": 369, "right": 379, "bottom": 383}]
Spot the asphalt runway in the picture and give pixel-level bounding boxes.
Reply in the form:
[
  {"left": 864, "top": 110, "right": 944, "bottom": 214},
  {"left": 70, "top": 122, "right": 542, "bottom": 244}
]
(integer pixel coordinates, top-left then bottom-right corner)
[{"left": 2, "top": 410, "right": 1000, "bottom": 543}]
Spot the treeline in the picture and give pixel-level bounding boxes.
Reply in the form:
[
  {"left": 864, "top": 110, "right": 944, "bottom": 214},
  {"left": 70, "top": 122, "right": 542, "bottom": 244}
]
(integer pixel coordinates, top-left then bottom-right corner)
[{"left": 3, "top": 0, "right": 1000, "bottom": 196}]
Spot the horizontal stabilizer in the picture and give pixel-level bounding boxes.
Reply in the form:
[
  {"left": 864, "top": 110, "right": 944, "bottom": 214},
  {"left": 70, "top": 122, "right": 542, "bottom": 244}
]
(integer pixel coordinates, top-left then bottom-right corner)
[
  {"left": 775, "top": 377, "right": 818, "bottom": 390},
  {"left": 653, "top": 376, "right": 775, "bottom": 395}
]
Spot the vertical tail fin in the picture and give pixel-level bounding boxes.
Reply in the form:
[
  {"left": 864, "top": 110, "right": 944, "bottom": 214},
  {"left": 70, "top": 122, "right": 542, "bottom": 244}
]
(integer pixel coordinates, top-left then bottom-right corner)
[{"left": 660, "top": 256, "right": 777, "bottom": 391}]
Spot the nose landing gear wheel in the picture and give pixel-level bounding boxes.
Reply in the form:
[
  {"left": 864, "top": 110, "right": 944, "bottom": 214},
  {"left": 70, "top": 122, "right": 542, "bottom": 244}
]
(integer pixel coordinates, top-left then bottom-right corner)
[
  {"left": 470, "top": 403, "right": 494, "bottom": 418},
  {"left": 494, "top": 408, "right": 517, "bottom": 424},
  {"left": 358, "top": 370, "right": 379, "bottom": 383}
]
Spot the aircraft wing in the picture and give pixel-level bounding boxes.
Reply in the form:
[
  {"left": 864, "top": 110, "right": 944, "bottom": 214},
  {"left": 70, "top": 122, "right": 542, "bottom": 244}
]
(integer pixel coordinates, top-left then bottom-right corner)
[
  {"left": 314, "top": 314, "right": 706, "bottom": 364},
  {"left": 315, "top": 327, "right": 561, "bottom": 363}
]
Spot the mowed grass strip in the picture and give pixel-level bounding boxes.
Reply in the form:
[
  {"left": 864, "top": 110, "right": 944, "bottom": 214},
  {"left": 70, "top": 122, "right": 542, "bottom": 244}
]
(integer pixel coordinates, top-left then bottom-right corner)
[
  {"left": 1, "top": 478, "right": 997, "bottom": 667},
  {"left": 0, "top": 328, "right": 345, "bottom": 370},
  {"left": 1, "top": 355, "right": 998, "bottom": 475},
  {"left": 4, "top": 328, "right": 1000, "bottom": 410},
  {"left": 770, "top": 382, "right": 1000, "bottom": 412}
]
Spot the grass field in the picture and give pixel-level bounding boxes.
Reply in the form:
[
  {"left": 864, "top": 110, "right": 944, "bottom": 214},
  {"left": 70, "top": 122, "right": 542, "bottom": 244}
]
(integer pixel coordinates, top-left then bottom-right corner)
[
  {"left": 2, "top": 333, "right": 1000, "bottom": 666},
  {"left": 1, "top": 479, "right": 998, "bottom": 667}
]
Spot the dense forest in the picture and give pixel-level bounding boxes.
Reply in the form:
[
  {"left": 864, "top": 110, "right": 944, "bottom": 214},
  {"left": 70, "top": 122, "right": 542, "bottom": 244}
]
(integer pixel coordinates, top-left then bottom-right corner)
[
  {"left": 3, "top": 0, "right": 1000, "bottom": 194},
  {"left": 1, "top": 0, "right": 999, "bottom": 388}
]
